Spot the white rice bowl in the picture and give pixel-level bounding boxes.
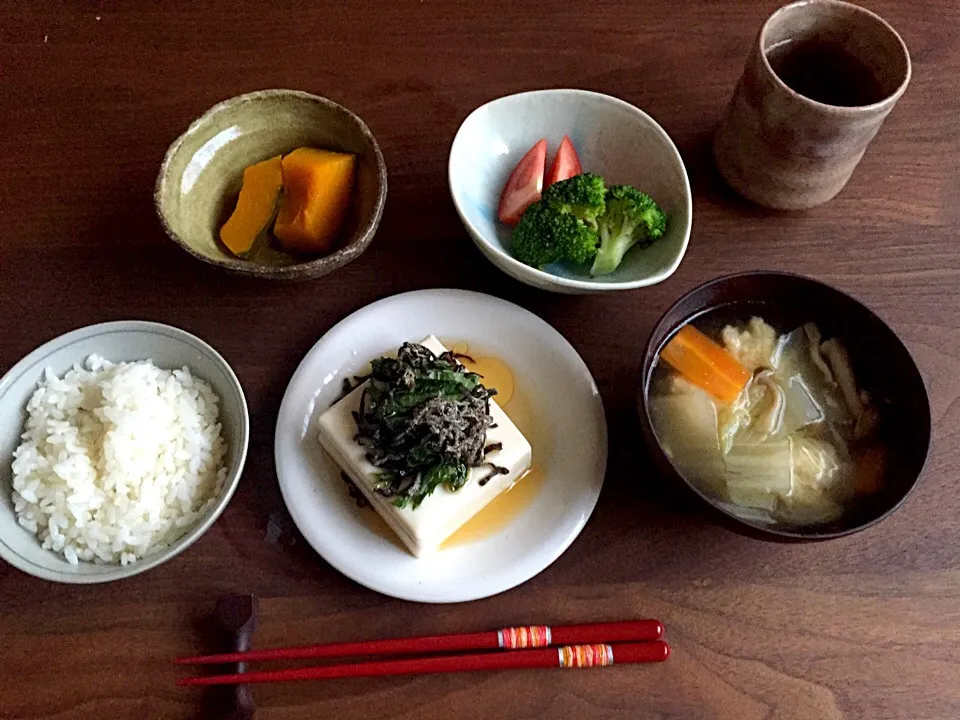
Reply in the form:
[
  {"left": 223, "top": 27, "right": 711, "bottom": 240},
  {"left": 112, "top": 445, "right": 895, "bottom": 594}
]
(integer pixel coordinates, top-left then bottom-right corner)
[{"left": 11, "top": 356, "right": 227, "bottom": 566}]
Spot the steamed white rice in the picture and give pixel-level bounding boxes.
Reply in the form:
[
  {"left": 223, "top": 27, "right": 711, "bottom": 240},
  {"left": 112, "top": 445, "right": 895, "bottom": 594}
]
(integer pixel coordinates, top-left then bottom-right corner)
[{"left": 11, "top": 356, "right": 227, "bottom": 566}]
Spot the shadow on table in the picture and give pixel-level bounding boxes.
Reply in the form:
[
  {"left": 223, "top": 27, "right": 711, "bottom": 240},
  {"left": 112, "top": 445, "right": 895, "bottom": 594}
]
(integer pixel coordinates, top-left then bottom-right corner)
[{"left": 678, "top": 126, "right": 783, "bottom": 221}]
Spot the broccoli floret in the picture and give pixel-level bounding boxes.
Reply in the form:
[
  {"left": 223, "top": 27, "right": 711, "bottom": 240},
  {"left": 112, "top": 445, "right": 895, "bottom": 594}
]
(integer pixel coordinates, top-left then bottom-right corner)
[
  {"left": 541, "top": 173, "right": 606, "bottom": 229},
  {"left": 590, "top": 185, "right": 667, "bottom": 276},
  {"left": 511, "top": 202, "right": 563, "bottom": 267},
  {"left": 511, "top": 199, "right": 599, "bottom": 269}
]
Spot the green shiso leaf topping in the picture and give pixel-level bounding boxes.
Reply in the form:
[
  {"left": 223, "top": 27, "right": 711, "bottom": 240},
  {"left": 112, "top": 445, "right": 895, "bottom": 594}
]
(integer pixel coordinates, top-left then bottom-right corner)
[{"left": 354, "top": 343, "right": 503, "bottom": 509}]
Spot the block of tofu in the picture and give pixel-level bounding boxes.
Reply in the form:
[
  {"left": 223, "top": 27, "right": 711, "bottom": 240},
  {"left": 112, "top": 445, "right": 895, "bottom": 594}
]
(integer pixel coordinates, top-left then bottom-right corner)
[{"left": 317, "top": 336, "right": 532, "bottom": 557}]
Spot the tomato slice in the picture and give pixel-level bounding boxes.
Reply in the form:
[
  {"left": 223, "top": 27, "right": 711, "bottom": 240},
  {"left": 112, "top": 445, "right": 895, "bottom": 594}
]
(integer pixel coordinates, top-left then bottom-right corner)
[
  {"left": 497, "top": 138, "right": 547, "bottom": 225},
  {"left": 545, "top": 135, "right": 583, "bottom": 187}
]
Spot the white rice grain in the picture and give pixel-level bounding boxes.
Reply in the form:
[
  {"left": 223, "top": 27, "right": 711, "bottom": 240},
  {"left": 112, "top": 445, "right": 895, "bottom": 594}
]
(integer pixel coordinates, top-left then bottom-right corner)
[{"left": 11, "top": 356, "right": 227, "bottom": 566}]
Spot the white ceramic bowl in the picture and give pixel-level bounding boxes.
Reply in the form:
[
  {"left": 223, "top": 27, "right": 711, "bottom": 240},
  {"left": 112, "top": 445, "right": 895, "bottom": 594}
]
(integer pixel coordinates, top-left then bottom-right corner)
[
  {"left": 449, "top": 89, "right": 692, "bottom": 294},
  {"left": 0, "top": 321, "right": 249, "bottom": 583}
]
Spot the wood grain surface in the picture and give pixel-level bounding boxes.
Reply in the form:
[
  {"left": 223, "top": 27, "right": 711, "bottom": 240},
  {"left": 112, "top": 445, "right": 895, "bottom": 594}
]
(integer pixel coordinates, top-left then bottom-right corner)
[{"left": 2, "top": 1, "right": 959, "bottom": 718}]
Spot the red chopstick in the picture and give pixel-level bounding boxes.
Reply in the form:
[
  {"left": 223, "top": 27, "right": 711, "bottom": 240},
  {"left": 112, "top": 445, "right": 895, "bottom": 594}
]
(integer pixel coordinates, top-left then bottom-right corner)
[
  {"left": 177, "top": 640, "right": 670, "bottom": 686},
  {"left": 175, "top": 619, "right": 663, "bottom": 665}
]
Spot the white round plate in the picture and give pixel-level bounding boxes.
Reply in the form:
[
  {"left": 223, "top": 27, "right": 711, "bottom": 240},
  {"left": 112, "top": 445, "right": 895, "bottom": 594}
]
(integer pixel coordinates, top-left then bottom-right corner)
[{"left": 274, "top": 289, "right": 607, "bottom": 603}]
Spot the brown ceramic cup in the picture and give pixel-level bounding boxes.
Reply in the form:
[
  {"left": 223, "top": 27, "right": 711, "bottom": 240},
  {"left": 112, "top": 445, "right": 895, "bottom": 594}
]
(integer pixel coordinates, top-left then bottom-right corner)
[{"left": 714, "top": 0, "right": 911, "bottom": 210}]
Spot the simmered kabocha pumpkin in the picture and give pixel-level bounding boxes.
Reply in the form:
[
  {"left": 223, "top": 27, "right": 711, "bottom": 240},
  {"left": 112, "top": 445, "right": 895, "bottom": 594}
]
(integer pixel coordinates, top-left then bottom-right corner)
[
  {"left": 219, "top": 155, "right": 283, "bottom": 257},
  {"left": 273, "top": 148, "right": 356, "bottom": 254}
]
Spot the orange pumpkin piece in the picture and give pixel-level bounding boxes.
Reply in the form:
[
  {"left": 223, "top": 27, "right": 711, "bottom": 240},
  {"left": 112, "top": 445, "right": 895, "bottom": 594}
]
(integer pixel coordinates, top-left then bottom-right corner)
[
  {"left": 219, "top": 155, "right": 283, "bottom": 257},
  {"left": 660, "top": 325, "right": 752, "bottom": 404},
  {"left": 273, "top": 147, "right": 356, "bottom": 254}
]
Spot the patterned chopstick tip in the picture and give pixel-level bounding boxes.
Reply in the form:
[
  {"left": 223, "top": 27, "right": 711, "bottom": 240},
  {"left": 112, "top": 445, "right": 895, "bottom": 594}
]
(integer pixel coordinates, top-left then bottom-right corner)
[
  {"left": 558, "top": 644, "right": 614, "bottom": 669},
  {"left": 498, "top": 625, "right": 552, "bottom": 649}
]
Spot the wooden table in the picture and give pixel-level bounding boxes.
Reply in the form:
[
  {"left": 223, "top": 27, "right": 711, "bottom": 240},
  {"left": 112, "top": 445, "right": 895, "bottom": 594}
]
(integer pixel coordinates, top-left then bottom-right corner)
[{"left": 2, "top": 2, "right": 958, "bottom": 718}]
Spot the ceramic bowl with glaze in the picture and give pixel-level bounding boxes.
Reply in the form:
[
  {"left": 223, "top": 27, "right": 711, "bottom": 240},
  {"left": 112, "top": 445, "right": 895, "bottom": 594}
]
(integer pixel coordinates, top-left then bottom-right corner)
[
  {"left": 448, "top": 89, "right": 692, "bottom": 294},
  {"left": 155, "top": 89, "right": 387, "bottom": 280},
  {"left": 0, "top": 321, "right": 249, "bottom": 583}
]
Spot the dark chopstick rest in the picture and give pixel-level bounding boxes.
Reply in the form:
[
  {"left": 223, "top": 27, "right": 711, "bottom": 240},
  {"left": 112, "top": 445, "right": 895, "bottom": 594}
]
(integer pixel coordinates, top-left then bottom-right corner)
[{"left": 215, "top": 594, "right": 258, "bottom": 720}]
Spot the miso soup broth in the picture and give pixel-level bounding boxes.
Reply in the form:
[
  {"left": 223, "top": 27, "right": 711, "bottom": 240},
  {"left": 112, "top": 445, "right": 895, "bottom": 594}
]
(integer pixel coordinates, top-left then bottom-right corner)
[{"left": 648, "top": 305, "right": 888, "bottom": 527}]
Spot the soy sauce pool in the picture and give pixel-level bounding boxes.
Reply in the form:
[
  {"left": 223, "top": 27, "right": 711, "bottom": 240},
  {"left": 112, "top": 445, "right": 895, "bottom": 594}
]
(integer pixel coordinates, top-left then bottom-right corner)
[
  {"left": 442, "top": 345, "right": 547, "bottom": 548},
  {"left": 766, "top": 38, "right": 887, "bottom": 107}
]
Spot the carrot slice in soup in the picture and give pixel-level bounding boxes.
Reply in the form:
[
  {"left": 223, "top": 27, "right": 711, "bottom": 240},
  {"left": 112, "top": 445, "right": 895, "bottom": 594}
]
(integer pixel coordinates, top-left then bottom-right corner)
[{"left": 660, "top": 325, "right": 752, "bottom": 403}]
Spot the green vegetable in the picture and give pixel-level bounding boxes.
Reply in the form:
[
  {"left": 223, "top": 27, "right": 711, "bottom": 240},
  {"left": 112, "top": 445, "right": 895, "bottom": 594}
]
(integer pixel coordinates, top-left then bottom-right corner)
[
  {"left": 389, "top": 462, "right": 469, "bottom": 509},
  {"left": 511, "top": 198, "right": 600, "bottom": 268},
  {"left": 541, "top": 173, "right": 607, "bottom": 229},
  {"left": 356, "top": 343, "right": 500, "bottom": 509},
  {"left": 508, "top": 173, "right": 667, "bottom": 275},
  {"left": 511, "top": 174, "right": 606, "bottom": 268},
  {"left": 591, "top": 185, "right": 667, "bottom": 277}
]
